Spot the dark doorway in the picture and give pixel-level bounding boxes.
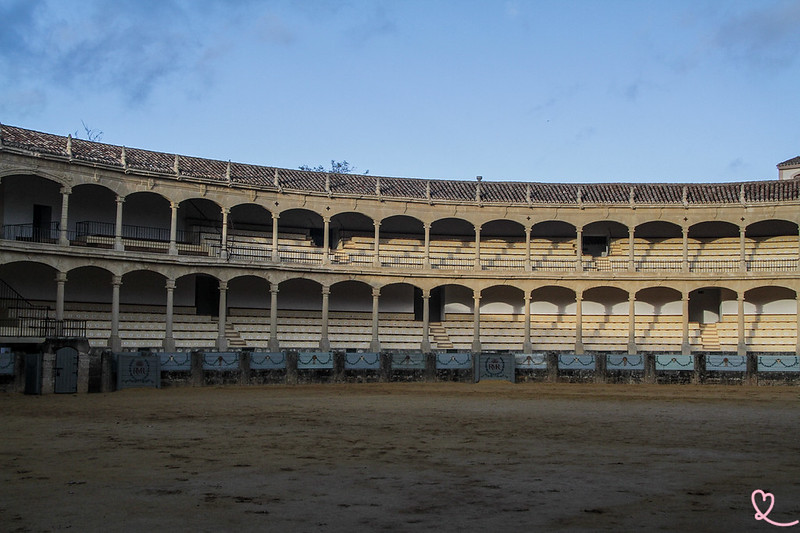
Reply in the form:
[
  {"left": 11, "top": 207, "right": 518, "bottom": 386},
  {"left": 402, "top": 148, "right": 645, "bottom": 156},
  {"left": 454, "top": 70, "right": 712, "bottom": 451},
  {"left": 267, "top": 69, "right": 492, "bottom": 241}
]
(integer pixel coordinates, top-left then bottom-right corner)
[
  {"left": 195, "top": 275, "right": 220, "bottom": 316},
  {"left": 430, "top": 287, "right": 443, "bottom": 322},
  {"left": 33, "top": 204, "right": 52, "bottom": 240},
  {"left": 582, "top": 235, "right": 608, "bottom": 257}
]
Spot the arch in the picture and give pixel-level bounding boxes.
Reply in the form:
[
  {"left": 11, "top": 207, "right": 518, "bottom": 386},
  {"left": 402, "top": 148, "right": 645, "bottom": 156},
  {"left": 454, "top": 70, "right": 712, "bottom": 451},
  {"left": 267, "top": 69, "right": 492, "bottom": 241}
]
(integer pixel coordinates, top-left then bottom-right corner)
[
  {"left": 482, "top": 219, "right": 525, "bottom": 238},
  {"left": 688, "top": 220, "right": 739, "bottom": 238},
  {"left": 0, "top": 174, "right": 62, "bottom": 242},
  {"left": 278, "top": 208, "right": 324, "bottom": 247},
  {"left": 746, "top": 219, "right": 798, "bottom": 237},
  {"left": 430, "top": 217, "right": 474, "bottom": 237},
  {"left": 68, "top": 183, "right": 118, "bottom": 238},
  {"left": 64, "top": 266, "right": 114, "bottom": 305},
  {"left": 688, "top": 286, "right": 737, "bottom": 324},
  {"left": 635, "top": 286, "right": 682, "bottom": 315},
  {"left": 582, "top": 220, "right": 629, "bottom": 258},
  {"left": 120, "top": 269, "right": 168, "bottom": 307},
  {"left": 227, "top": 274, "right": 270, "bottom": 311},
  {"left": 122, "top": 191, "right": 172, "bottom": 241},
  {"left": 330, "top": 212, "right": 375, "bottom": 250},
  {"left": 531, "top": 220, "right": 576, "bottom": 237},
  {"left": 530, "top": 285, "right": 577, "bottom": 314},
  {"left": 634, "top": 220, "right": 682, "bottom": 238},
  {"left": 480, "top": 284, "right": 524, "bottom": 314},
  {"left": 0, "top": 261, "right": 59, "bottom": 305},
  {"left": 330, "top": 280, "right": 372, "bottom": 312},
  {"left": 582, "top": 286, "right": 629, "bottom": 315},
  {"left": 380, "top": 214, "right": 424, "bottom": 234}
]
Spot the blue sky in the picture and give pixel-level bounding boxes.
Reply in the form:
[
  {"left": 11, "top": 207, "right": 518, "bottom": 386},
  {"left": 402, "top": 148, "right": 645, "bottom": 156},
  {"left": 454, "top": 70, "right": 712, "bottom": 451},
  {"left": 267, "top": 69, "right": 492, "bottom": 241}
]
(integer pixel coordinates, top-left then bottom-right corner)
[{"left": 1, "top": 0, "right": 799, "bottom": 183}]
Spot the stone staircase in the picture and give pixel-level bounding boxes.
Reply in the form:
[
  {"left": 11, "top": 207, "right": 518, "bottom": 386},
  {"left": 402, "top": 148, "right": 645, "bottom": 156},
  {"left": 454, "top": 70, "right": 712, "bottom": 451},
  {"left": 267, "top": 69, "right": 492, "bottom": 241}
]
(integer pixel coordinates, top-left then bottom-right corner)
[
  {"left": 430, "top": 323, "right": 453, "bottom": 350},
  {"left": 699, "top": 323, "right": 720, "bottom": 351},
  {"left": 225, "top": 323, "right": 247, "bottom": 349}
]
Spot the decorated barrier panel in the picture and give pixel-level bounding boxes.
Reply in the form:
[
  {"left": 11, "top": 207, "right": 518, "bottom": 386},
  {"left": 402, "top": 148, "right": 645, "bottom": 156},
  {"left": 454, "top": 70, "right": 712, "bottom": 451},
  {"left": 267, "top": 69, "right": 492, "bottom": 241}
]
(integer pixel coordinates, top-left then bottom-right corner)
[
  {"left": 392, "top": 352, "right": 426, "bottom": 370},
  {"left": 117, "top": 353, "right": 160, "bottom": 389},
  {"left": 706, "top": 354, "right": 747, "bottom": 372},
  {"left": 606, "top": 354, "right": 644, "bottom": 371},
  {"left": 344, "top": 352, "right": 381, "bottom": 370},
  {"left": 297, "top": 352, "right": 334, "bottom": 370},
  {"left": 202, "top": 352, "right": 240, "bottom": 371},
  {"left": 435, "top": 352, "right": 472, "bottom": 370},
  {"left": 655, "top": 354, "right": 694, "bottom": 371},
  {"left": 250, "top": 351, "right": 286, "bottom": 370},
  {"left": 558, "top": 354, "right": 595, "bottom": 370},
  {"left": 514, "top": 353, "right": 547, "bottom": 370},
  {"left": 758, "top": 355, "right": 800, "bottom": 372},
  {"left": 159, "top": 352, "right": 192, "bottom": 371},
  {"left": 477, "top": 353, "right": 515, "bottom": 382}
]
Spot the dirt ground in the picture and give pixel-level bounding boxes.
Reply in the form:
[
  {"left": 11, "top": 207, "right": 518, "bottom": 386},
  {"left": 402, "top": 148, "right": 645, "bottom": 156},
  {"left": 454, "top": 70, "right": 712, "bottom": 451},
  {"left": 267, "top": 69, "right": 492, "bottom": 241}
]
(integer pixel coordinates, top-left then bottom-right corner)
[{"left": 1, "top": 383, "right": 799, "bottom": 532}]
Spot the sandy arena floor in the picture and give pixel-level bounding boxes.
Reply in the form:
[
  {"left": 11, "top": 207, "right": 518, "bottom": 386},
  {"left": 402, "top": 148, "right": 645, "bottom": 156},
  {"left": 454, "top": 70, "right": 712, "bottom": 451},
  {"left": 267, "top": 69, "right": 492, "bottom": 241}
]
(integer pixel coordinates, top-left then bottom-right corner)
[{"left": 1, "top": 383, "right": 799, "bottom": 532}]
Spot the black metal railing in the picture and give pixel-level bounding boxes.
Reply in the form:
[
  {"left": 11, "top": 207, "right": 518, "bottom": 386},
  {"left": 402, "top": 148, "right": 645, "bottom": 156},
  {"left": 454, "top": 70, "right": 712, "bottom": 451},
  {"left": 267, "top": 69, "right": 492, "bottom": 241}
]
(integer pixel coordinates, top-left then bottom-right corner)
[
  {"left": 1, "top": 222, "right": 60, "bottom": 243},
  {"left": 74, "top": 220, "right": 194, "bottom": 243},
  {"left": 0, "top": 316, "right": 87, "bottom": 338}
]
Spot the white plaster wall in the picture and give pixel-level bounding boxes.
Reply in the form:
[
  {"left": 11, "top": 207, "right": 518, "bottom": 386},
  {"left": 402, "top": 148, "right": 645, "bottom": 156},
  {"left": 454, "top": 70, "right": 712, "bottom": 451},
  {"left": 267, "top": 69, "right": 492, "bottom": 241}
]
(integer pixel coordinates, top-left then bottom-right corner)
[
  {"left": 531, "top": 287, "right": 576, "bottom": 314},
  {"left": 635, "top": 288, "right": 682, "bottom": 315},
  {"left": 378, "top": 284, "right": 414, "bottom": 313},
  {"left": 442, "top": 285, "right": 474, "bottom": 314},
  {"left": 582, "top": 287, "right": 628, "bottom": 315}
]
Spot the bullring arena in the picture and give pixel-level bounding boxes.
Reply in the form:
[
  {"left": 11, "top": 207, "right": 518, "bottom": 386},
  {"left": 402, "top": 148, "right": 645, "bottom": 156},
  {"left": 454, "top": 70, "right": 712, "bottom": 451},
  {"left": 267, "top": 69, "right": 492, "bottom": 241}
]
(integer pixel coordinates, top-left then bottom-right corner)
[{"left": 1, "top": 124, "right": 800, "bottom": 530}]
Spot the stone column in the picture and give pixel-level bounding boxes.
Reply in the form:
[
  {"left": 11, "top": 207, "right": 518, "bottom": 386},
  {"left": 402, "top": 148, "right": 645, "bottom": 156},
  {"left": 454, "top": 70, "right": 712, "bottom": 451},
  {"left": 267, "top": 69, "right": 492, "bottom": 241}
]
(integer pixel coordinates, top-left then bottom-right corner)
[
  {"left": 168, "top": 202, "right": 179, "bottom": 255},
  {"left": 682, "top": 225, "right": 689, "bottom": 273},
  {"left": 114, "top": 195, "right": 124, "bottom": 251},
  {"left": 320, "top": 285, "right": 330, "bottom": 351},
  {"left": 576, "top": 226, "right": 583, "bottom": 272},
  {"left": 472, "top": 291, "right": 481, "bottom": 353},
  {"left": 55, "top": 272, "right": 67, "bottom": 321},
  {"left": 628, "top": 226, "right": 635, "bottom": 272},
  {"left": 59, "top": 186, "right": 71, "bottom": 246},
  {"left": 474, "top": 224, "right": 482, "bottom": 270},
  {"left": 220, "top": 208, "right": 229, "bottom": 260},
  {"left": 271, "top": 212, "right": 280, "bottom": 262},
  {"left": 523, "top": 292, "right": 532, "bottom": 352},
  {"left": 373, "top": 220, "right": 381, "bottom": 266},
  {"left": 370, "top": 287, "right": 381, "bottom": 352},
  {"left": 681, "top": 291, "right": 691, "bottom": 356},
  {"left": 163, "top": 278, "right": 176, "bottom": 351},
  {"left": 217, "top": 281, "right": 228, "bottom": 351},
  {"left": 575, "top": 290, "right": 584, "bottom": 354},
  {"left": 423, "top": 223, "right": 431, "bottom": 269},
  {"left": 109, "top": 275, "right": 122, "bottom": 352},
  {"left": 524, "top": 226, "right": 532, "bottom": 272},
  {"left": 739, "top": 226, "right": 747, "bottom": 272},
  {"left": 737, "top": 291, "right": 746, "bottom": 356},
  {"left": 322, "top": 216, "right": 330, "bottom": 265},
  {"left": 627, "top": 292, "right": 637, "bottom": 355},
  {"left": 421, "top": 289, "right": 431, "bottom": 353},
  {"left": 269, "top": 284, "right": 280, "bottom": 351}
]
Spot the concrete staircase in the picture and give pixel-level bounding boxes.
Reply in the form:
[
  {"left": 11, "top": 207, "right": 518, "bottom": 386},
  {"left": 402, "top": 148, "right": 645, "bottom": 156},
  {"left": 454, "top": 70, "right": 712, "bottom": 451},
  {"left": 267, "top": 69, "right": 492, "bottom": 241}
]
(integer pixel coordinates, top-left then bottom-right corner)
[
  {"left": 225, "top": 323, "right": 247, "bottom": 349},
  {"left": 430, "top": 323, "right": 453, "bottom": 350},
  {"left": 699, "top": 323, "right": 720, "bottom": 351}
]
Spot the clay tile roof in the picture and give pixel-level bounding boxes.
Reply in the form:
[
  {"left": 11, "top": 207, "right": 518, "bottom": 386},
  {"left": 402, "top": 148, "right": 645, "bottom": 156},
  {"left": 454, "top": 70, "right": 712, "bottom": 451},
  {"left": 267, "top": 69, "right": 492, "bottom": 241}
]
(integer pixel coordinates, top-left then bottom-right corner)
[
  {"left": 3, "top": 123, "right": 799, "bottom": 206},
  {"left": 777, "top": 156, "right": 800, "bottom": 168}
]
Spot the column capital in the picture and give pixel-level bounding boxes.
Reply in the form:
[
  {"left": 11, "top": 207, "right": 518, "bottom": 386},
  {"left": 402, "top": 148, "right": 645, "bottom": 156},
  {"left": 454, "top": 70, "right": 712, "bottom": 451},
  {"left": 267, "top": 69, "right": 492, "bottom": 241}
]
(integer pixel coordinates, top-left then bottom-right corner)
[
  {"left": 170, "top": 201, "right": 179, "bottom": 210},
  {"left": 165, "top": 279, "right": 176, "bottom": 290},
  {"left": 218, "top": 280, "right": 228, "bottom": 291},
  {"left": 372, "top": 287, "right": 381, "bottom": 298},
  {"left": 221, "top": 207, "right": 230, "bottom": 215},
  {"left": 523, "top": 292, "right": 531, "bottom": 302},
  {"left": 55, "top": 271, "right": 68, "bottom": 283},
  {"left": 270, "top": 284, "right": 280, "bottom": 295},
  {"left": 323, "top": 215, "right": 331, "bottom": 223},
  {"left": 373, "top": 219, "right": 381, "bottom": 228},
  {"left": 575, "top": 289, "right": 583, "bottom": 300},
  {"left": 116, "top": 195, "right": 125, "bottom": 204},
  {"left": 423, "top": 222, "right": 431, "bottom": 230},
  {"left": 111, "top": 275, "right": 122, "bottom": 287},
  {"left": 422, "top": 288, "right": 430, "bottom": 299},
  {"left": 271, "top": 211, "right": 280, "bottom": 220},
  {"left": 321, "top": 285, "right": 331, "bottom": 296},
  {"left": 60, "top": 185, "right": 72, "bottom": 195}
]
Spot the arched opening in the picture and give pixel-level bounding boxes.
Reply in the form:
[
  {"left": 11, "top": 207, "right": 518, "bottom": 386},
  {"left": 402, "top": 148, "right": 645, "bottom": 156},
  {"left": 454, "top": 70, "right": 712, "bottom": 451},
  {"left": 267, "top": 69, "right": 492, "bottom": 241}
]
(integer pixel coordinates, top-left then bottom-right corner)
[
  {"left": 379, "top": 215, "right": 425, "bottom": 268},
  {"left": 227, "top": 204, "right": 273, "bottom": 260},
  {"left": 0, "top": 174, "right": 63, "bottom": 242},
  {"left": 481, "top": 220, "right": 526, "bottom": 269},
  {"left": 480, "top": 285, "right": 525, "bottom": 350},
  {"left": 635, "top": 287, "right": 682, "bottom": 352},
  {"left": 376, "top": 282, "right": 422, "bottom": 350},
  {"left": 530, "top": 221, "right": 576, "bottom": 271},
  {"left": 275, "top": 278, "right": 323, "bottom": 349},
  {"left": 330, "top": 212, "right": 375, "bottom": 265},
  {"left": 68, "top": 184, "right": 117, "bottom": 246},
  {"left": 582, "top": 220, "right": 629, "bottom": 260},
  {"left": 330, "top": 280, "right": 373, "bottom": 350},
  {"left": 226, "top": 275, "right": 271, "bottom": 349},
  {"left": 689, "top": 286, "right": 737, "bottom": 352},
  {"left": 633, "top": 221, "right": 683, "bottom": 271},
  {"left": 746, "top": 220, "right": 799, "bottom": 271},
  {"left": 688, "top": 221, "right": 740, "bottom": 272},
  {"left": 119, "top": 192, "right": 172, "bottom": 251},
  {"left": 740, "top": 286, "right": 797, "bottom": 353},
  {"left": 179, "top": 198, "right": 223, "bottom": 255},
  {"left": 435, "top": 283, "right": 477, "bottom": 350},
  {"left": 430, "top": 218, "right": 475, "bottom": 270},
  {"left": 529, "top": 286, "right": 576, "bottom": 350},
  {"left": 582, "top": 286, "right": 629, "bottom": 351}
]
